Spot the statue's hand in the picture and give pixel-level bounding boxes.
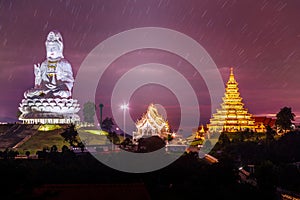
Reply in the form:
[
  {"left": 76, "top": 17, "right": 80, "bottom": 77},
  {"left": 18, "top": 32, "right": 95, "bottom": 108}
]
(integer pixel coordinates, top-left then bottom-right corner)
[
  {"left": 34, "top": 63, "right": 41, "bottom": 69},
  {"left": 34, "top": 63, "right": 41, "bottom": 76},
  {"left": 45, "top": 83, "right": 56, "bottom": 90},
  {"left": 34, "top": 63, "right": 40, "bottom": 68},
  {"left": 34, "top": 63, "right": 42, "bottom": 86}
]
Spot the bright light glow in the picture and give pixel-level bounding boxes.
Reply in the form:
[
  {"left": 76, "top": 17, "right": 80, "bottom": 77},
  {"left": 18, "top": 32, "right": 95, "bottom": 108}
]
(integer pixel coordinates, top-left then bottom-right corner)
[
  {"left": 120, "top": 104, "right": 129, "bottom": 110},
  {"left": 85, "top": 130, "right": 108, "bottom": 135},
  {"left": 38, "top": 124, "right": 61, "bottom": 131},
  {"left": 208, "top": 68, "right": 255, "bottom": 133},
  {"left": 120, "top": 103, "right": 129, "bottom": 140}
]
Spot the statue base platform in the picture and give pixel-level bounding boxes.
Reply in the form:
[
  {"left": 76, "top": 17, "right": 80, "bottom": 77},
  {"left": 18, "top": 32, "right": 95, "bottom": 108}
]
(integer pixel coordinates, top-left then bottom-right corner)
[
  {"left": 18, "top": 98, "right": 80, "bottom": 124},
  {"left": 19, "top": 112, "right": 80, "bottom": 124}
]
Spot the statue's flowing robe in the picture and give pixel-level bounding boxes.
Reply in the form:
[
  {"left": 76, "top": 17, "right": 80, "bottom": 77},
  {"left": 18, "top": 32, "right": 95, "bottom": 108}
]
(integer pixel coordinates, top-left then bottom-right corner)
[{"left": 27, "top": 58, "right": 74, "bottom": 99}]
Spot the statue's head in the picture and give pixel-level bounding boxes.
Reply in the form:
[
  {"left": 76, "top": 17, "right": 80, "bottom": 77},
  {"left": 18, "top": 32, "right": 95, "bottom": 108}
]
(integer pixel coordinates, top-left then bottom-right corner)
[{"left": 45, "top": 30, "right": 64, "bottom": 61}]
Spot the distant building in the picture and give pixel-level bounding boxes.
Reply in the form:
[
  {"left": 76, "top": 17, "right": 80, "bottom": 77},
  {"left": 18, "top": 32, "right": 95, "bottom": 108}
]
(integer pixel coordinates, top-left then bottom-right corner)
[
  {"left": 253, "top": 116, "right": 276, "bottom": 132},
  {"left": 207, "top": 68, "right": 255, "bottom": 133}
]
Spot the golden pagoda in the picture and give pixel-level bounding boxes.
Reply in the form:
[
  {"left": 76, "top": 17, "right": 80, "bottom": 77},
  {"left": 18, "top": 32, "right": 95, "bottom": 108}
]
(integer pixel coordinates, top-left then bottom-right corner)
[{"left": 208, "top": 68, "right": 255, "bottom": 133}]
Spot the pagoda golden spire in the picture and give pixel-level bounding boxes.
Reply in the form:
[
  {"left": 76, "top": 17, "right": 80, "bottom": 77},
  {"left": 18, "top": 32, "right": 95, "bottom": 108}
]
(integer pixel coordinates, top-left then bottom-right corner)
[
  {"left": 229, "top": 67, "right": 236, "bottom": 83},
  {"left": 207, "top": 68, "right": 255, "bottom": 133}
]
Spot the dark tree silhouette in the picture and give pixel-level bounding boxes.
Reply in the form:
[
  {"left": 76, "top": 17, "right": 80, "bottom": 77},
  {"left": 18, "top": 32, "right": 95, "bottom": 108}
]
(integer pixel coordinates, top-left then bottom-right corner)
[
  {"left": 61, "top": 124, "right": 79, "bottom": 147},
  {"left": 99, "top": 103, "right": 104, "bottom": 128},
  {"left": 265, "top": 125, "right": 276, "bottom": 144},
  {"left": 137, "top": 136, "right": 165, "bottom": 153},
  {"left": 77, "top": 142, "right": 85, "bottom": 152},
  {"left": 101, "top": 117, "right": 114, "bottom": 133},
  {"left": 218, "top": 132, "right": 231, "bottom": 146},
  {"left": 25, "top": 151, "right": 30, "bottom": 158},
  {"left": 83, "top": 101, "right": 96, "bottom": 123},
  {"left": 108, "top": 131, "right": 120, "bottom": 144},
  {"left": 276, "top": 107, "right": 295, "bottom": 133},
  {"left": 61, "top": 145, "right": 69, "bottom": 153},
  {"left": 255, "top": 160, "right": 278, "bottom": 199},
  {"left": 121, "top": 137, "right": 133, "bottom": 149},
  {"left": 50, "top": 145, "right": 58, "bottom": 153}
]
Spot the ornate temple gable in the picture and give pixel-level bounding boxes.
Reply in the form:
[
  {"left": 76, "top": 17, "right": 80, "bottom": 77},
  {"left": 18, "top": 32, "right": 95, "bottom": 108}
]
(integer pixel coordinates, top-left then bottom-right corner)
[
  {"left": 136, "top": 104, "right": 166, "bottom": 131},
  {"left": 208, "top": 68, "right": 255, "bottom": 133},
  {"left": 134, "top": 104, "right": 169, "bottom": 140}
]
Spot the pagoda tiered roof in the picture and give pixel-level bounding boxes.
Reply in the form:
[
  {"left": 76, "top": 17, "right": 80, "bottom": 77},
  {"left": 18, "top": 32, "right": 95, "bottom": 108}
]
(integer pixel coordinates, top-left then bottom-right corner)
[{"left": 208, "top": 68, "right": 255, "bottom": 133}]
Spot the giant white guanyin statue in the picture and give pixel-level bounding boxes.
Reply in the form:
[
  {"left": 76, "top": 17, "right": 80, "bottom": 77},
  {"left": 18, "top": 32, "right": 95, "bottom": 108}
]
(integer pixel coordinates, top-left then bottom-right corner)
[
  {"left": 25, "top": 31, "right": 73, "bottom": 99},
  {"left": 19, "top": 30, "right": 80, "bottom": 124}
]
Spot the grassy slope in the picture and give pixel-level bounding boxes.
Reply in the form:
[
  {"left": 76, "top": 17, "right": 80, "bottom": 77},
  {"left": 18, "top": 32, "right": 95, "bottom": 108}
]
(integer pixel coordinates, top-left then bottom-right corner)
[
  {"left": 77, "top": 128, "right": 110, "bottom": 146},
  {"left": 17, "top": 128, "right": 69, "bottom": 154},
  {"left": 17, "top": 126, "right": 115, "bottom": 154}
]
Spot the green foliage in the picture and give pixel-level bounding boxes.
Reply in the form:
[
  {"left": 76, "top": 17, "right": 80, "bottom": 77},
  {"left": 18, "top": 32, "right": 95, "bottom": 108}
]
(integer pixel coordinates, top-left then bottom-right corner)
[
  {"left": 83, "top": 101, "right": 96, "bottom": 123},
  {"left": 276, "top": 106, "right": 295, "bottom": 133}
]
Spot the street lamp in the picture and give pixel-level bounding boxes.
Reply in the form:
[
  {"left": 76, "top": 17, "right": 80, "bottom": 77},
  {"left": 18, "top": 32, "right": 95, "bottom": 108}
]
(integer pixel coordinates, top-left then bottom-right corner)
[
  {"left": 99, "top": 103, "right": 104, "bottom": 129},
  {"left": 120, "top": 103, "right": 129, "bottom": 140}
]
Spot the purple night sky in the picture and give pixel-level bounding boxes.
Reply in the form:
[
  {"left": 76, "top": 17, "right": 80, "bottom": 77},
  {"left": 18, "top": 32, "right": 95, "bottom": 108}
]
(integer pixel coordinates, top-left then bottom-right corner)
[{"left": 0, "top": 0, "right": 300, "bottom": 129}]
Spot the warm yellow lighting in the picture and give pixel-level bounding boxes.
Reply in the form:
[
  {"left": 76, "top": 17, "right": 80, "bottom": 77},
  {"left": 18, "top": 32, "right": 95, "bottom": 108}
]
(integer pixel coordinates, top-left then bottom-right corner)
[
  {"left": 208, "top": 68, "right": 255, "bottom": 133},
  {"left": 38, "top": 124, "right": 61, "bottom": 131},
  {"left": 85, "top": 129, "right": 108, "bottom": 135},
  {"left": 135, "top": 104, "right": 169, "bottom": 139}
]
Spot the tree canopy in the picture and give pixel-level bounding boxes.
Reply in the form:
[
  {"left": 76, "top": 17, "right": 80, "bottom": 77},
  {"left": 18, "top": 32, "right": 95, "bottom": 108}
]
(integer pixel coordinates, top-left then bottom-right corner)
[
  {"left": 61, "top": 124, "right": 80, "bottom": 147},
  {"left": 275, "top": 106, "right": 295, "bottom": 133},
  {"left": 101, "top": 117, "right": 115, "bottom": 133},
  {"left": 83, "top": 101, "right": 96, "bottom": 123}
]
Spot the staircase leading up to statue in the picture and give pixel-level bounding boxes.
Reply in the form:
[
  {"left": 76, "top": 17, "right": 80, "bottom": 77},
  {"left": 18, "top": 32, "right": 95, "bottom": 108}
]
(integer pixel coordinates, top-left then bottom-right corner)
[{"left": 0, "top": 124, "right": 40, "bottom": 149}]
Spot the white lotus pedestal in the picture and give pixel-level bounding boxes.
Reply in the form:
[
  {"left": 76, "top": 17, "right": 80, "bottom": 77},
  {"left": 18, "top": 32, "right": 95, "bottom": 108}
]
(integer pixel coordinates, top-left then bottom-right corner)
[{"left": 19, "top": 98, "right": 80, "bottom": 124}]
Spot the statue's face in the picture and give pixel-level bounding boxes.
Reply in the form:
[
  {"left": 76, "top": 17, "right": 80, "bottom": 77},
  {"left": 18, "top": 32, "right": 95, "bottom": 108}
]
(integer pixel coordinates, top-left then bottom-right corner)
[
  {"left": 46, "top": 43, "right": 61, "bottom": 60},
  {"left": 45, "top": 31, "right": 64, "bottom": 61}
]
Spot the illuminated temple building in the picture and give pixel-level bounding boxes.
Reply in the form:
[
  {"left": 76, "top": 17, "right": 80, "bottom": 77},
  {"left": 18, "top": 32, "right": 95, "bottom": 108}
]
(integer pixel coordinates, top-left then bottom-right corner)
[
  {"left": 208, "top": 68, "right": 255, "bottom": 133},
  {"left": 133, "top": 104, "right": 170, "bottom": 140}
]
